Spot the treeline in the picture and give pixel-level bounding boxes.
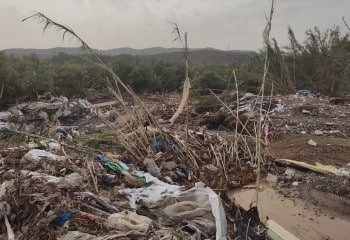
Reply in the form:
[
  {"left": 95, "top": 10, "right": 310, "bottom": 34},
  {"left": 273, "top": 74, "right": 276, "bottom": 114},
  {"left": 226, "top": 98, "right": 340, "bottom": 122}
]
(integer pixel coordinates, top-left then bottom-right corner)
[
  {"left": 0, "top": 25, "right": 349, "bottom": 107},
  {"left": 0, "top": 52, "right": 237, "bottom": 103},
  {"left": 246, "top": 26, "right": 350, "bottom": 95}
]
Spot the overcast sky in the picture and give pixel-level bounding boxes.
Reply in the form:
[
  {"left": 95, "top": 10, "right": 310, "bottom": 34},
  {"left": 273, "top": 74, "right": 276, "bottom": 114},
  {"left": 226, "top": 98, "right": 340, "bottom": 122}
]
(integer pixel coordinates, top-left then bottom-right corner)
[{"left": 1, "top": 0, "right": 350, "bottom": 51}]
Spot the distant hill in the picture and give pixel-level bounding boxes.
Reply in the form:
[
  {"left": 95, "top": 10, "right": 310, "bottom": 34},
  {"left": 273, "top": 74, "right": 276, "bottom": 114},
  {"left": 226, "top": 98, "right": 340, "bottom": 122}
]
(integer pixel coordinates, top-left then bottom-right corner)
[
  {"left": 99, "top": 47, "right": 184, "bottom": 56},
  {"left": 2, "top": 47, "right": 254, "bottom": 66},
  {"left": 140, "top": 49, "right": 254, "bottom": 66},
  {"left": 2, "top": 47, "right": 87, "bottom": 60}
]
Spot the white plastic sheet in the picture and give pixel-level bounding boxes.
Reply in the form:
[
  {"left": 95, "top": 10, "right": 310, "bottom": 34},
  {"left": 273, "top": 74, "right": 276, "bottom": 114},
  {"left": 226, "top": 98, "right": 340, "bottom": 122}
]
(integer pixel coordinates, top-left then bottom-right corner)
[
  {"left": 20, "top": 149, "right": 66, "bottom": 169},
  {"left": 120, "top": 176, "right": 227, "bottom": 240}
]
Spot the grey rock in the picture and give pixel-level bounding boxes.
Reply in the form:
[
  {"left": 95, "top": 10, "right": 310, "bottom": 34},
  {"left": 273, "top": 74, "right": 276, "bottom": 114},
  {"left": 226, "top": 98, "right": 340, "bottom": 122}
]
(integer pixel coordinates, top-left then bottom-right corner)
[{"left": 284, "top": 168, "right": 296, "bottom": 180}]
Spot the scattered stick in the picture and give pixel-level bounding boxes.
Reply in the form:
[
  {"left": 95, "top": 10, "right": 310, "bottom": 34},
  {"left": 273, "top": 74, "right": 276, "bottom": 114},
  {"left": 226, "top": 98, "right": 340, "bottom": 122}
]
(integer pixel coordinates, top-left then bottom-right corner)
[{"left": 274, "top": 158, "right": 350, "bottom": 178}]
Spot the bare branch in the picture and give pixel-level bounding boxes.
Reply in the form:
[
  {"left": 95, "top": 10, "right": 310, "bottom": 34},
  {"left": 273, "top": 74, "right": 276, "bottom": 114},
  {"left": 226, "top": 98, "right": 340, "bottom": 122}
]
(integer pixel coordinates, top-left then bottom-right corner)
[{"left": 262, "top": 0, "right": 275, "bottom": 43}]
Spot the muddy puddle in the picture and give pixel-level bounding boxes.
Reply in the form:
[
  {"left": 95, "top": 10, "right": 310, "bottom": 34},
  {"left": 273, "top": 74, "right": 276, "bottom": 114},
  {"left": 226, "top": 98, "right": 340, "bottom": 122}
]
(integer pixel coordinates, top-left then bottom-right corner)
[{"left": 229, "top": 185, "right": 350, "bottom": 240}]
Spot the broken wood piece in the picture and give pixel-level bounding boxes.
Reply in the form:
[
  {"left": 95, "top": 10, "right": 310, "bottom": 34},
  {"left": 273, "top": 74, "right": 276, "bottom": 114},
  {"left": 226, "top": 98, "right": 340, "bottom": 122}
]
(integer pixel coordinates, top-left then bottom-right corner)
[
  {"left": 0, "top": 201, "right": 14, "bottom": 240},
  {"left": 79, "top": 203, "right": 110, "bottom": 217},
  {"left": 74, "top": 192, "right": 119, "bottom": 213},
  {"left": 274, "top": 159, "right": 350, "bottom": 178},
  {"left": 93, "top": 100, "right": 118, "bottom": 108},
  {"left": 4, "top": 216, "right": 15, "bottom": 240},
  {"left": 266, "top": 219, "right": 300, "bottom": 240}
]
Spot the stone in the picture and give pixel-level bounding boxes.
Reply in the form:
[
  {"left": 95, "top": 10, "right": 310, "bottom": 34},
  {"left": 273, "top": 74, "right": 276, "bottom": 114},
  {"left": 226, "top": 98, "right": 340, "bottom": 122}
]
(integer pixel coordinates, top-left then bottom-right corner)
[
  {"left": 284, "top": 168, "right": 296, "bottom": 180},
  {"left": 308, "top": 139, "right": 318, "bottom": 147},
  {"left": 314, "top": 130, "right": 323, "bottom": 136}
]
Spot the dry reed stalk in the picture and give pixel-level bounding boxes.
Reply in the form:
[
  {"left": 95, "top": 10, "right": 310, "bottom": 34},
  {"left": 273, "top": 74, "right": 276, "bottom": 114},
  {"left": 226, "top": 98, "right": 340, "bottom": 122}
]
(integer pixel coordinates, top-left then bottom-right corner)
[
  {"left": 172, "top": 135, "right": 199, "bottom": 169},
  {"left": 207, "top": 89, "right": 261, "bottom": 176},
  {"left": 170, "top": 30, "right": 190, "bottom": 125},
  {"left": 87, "top": 159, "right": 99, "bottom": 193},
  {"left": 232, "top": 69, "right": 241, "bottom": 166},
  {"left": 170, "top": 77, "right": 191, "bottom": 124},
  {"left": 255, "top": 0, "right": 275, "bottom": 206}
]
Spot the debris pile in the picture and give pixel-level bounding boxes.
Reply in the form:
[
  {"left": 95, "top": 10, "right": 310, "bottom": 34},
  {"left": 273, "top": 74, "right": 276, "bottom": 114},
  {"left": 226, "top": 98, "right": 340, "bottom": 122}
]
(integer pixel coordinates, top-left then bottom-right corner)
[
  {"left": 0, "top": 146, "right": 228, "bottom": 239},
  {"left": 0, "top": 95, "right": 95, "bottom": 136},
  {"left": 1, "top": 91, "right": 348, "bottom": 239},
  {"left": 197, "top": 91, "right": 350, "bottom": 137},
  {"left": 0, "top": 94, "right": 238, "bottom": 239},
  {"left": 203, "top": 93, "right": 283, "bottom": 132}
]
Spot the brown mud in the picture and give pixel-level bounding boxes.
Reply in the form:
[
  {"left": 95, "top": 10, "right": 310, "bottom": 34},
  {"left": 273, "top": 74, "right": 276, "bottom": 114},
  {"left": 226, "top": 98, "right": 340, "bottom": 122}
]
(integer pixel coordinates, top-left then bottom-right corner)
[{"left": 229, "top": 185, "right": 350, "bottom": 240}]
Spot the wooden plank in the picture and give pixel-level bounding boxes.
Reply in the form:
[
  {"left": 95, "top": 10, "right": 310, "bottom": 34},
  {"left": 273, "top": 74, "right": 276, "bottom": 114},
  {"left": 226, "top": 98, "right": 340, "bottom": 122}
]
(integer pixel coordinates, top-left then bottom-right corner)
[
  {"left": 266, "top": 219, "right": 300, "bottom": 240},
  {"left": 274, "top": 159, "right": 350, "bottom": 178}
]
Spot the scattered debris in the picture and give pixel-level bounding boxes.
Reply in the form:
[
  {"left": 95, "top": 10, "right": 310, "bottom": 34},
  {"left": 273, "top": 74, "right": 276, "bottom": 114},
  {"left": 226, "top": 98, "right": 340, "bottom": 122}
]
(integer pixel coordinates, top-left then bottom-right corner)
[
  {"left": 296, "top": 89, "right": 313, "bottom": 97},
  {"left": 229, "top": 205, "right": 265, "bottom": 240},
  {"left": 329, "top": 97, "right": 345, "bottom": 105},
  {"left": 203, "top": 92, "right": 283, "bottom": 131}
]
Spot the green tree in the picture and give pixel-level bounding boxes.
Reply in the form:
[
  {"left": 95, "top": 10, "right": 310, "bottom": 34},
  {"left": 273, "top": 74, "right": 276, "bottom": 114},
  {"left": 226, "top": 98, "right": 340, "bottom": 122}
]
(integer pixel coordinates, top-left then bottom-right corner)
[
  {"left": 0, "top": 53, "right": 14, "bottom": 99},
  {"left": 244, "top": 26, "right": 350, "bottom": 95},
  {"left": 129, "top": 64, "right": 159, "bottom": 93},
  {"left": 53, "top": 63, "right": 88, "bottom": 97},
  {"left": 191, "top": 70, "right": 227, "bottom": 93}
]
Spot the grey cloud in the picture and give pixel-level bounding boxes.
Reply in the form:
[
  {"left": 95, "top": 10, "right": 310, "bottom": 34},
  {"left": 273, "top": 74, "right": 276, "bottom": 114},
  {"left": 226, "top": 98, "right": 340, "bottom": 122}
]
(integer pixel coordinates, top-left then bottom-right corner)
[{"left": 1, "top": 0, "right": 350, "bottom": 50}]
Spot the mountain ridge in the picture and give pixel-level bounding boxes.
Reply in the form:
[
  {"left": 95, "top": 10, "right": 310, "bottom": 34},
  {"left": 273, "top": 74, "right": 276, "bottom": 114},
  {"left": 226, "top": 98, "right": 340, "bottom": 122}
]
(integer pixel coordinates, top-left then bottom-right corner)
[{"left": 2, "top": 47, "right": 255, "bottom": 66}]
